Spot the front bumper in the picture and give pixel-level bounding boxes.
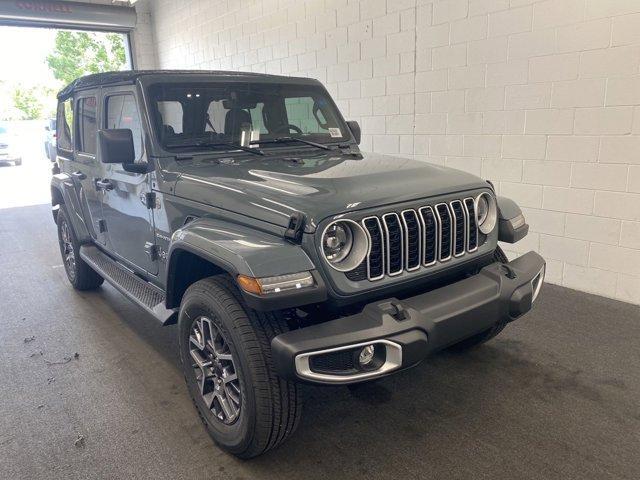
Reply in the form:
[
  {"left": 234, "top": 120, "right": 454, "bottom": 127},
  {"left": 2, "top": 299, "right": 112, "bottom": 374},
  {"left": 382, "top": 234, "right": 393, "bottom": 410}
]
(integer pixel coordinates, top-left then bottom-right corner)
[{"left": 272, "top": 251, "right": 545, "bottom": 385}]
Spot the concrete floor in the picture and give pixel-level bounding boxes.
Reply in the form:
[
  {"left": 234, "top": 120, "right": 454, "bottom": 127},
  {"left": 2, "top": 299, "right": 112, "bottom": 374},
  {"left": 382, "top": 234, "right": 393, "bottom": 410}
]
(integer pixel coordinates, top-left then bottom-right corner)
[{"left": 1, "top": 165, "right": 640, "bottom": 478}]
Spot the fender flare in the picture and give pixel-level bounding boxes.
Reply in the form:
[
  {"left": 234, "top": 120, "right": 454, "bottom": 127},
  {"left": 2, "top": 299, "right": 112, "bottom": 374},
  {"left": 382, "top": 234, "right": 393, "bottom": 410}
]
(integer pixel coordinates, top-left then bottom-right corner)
[
  {"left": 496, "top": 196, "right": 529, "bottom": 243},
  {"left": 50, "top": 173, "right": 91, "bottom": 243},
  {"left": 165, "top": 218, "right": 325, "bottom": 310}
]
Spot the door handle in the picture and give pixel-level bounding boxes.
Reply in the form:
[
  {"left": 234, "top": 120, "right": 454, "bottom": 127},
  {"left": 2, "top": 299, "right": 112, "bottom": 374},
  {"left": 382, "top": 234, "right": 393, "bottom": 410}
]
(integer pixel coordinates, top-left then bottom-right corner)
[
  {"left": 95, "top": 178, "right": 114, "bottom": 191},
  {"left": 71, "top": 171, "right": 86, "bottom": 180}
]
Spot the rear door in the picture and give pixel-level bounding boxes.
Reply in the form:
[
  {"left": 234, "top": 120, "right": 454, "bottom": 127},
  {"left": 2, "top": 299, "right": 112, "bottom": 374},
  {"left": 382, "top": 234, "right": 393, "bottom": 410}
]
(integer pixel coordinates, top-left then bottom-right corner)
[
  {"left": 58, "top": 93, "right": 107, "bottom": 245},
  {"left": 100, "top": 87, "right": 157, "bottom": 275}
]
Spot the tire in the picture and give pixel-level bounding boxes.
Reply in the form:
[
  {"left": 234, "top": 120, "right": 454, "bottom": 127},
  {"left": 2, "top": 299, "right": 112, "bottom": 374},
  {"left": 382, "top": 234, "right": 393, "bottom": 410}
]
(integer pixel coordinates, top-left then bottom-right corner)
[
  {"left": 56, "top": 206, "right": 104, "bottom": 291},
  {"left": 14, "top": 159, "right": 22, "bottom": 166},
  {"left": 178, "top": 276, "right": 302, "bottom": 459},
  {"left": 448, "top": 246, "right": 509, "bottom": 351}
]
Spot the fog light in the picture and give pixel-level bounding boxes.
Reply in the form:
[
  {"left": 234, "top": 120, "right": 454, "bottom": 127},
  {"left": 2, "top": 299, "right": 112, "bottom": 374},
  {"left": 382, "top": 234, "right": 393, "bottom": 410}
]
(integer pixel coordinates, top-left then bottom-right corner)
[{"left": 358, "top": 345, "right": 375, "bottom": 366}]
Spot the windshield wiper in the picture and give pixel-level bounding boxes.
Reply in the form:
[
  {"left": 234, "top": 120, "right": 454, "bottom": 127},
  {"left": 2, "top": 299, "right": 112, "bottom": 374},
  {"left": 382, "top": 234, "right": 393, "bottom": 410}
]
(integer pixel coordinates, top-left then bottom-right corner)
[
  {"left": 250, "top": 137, "right": 331, "bottom": 151},
  {"left": 166, "top": 141, "right": 265, "bottom": 156}
]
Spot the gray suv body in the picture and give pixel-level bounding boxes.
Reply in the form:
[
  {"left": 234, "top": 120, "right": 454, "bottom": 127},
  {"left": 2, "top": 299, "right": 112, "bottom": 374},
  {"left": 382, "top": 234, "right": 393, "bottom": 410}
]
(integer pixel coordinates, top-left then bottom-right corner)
[{"left": 51, "top": 70, "right": 545, "bottom": 458}]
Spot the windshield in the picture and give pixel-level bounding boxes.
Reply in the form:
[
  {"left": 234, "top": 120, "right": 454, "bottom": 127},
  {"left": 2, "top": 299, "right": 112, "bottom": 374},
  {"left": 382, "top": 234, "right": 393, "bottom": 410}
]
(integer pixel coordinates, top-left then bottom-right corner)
[
  {"left": 0, "top": 126, "right": 6, "bottom": 135},
  {"left": 148, "top": 82, "right": 350, "bottom": 151}
]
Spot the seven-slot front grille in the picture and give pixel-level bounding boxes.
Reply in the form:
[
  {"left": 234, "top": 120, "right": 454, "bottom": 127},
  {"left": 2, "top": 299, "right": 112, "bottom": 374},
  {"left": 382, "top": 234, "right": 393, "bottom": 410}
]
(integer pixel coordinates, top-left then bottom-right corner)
[{"left": 352, "top": 197, "right": 480, "bottom": 282}]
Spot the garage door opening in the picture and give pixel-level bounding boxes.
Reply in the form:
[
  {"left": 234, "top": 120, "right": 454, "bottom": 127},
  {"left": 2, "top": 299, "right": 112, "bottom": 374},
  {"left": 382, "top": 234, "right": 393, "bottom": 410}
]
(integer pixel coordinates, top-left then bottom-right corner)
[
  {"left": 0, "top": 26, "right": 130, "bottom": 209},
  {"left": 0, "top": 1, "right": 136, "bottom": 210}
]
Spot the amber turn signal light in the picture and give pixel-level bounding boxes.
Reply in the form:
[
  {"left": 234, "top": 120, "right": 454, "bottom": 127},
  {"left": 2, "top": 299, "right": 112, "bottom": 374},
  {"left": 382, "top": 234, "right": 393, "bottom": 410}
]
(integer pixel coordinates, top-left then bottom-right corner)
[{"left": 237, "top": 275, "right": 263, "bottom": 295}]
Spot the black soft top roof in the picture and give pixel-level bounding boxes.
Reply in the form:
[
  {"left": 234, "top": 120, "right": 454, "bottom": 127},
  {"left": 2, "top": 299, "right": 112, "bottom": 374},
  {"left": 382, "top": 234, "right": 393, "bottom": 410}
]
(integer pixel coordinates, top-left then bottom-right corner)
[{"left": 57, "top": 70, "right": 317, "bottom": 100}]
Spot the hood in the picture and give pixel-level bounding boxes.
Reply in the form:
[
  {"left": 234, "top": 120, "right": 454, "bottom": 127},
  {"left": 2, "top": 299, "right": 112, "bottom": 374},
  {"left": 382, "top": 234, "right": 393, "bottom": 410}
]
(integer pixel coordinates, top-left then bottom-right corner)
[{"left": 168, "top": 150, "right": 487, "bottom": 232}]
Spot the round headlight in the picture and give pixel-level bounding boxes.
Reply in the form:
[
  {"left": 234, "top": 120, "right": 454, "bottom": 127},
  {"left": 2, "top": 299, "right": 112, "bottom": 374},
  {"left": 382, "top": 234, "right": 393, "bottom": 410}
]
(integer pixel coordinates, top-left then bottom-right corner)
[
  {"left": 476, "top": 192, "right": 497, "bottom": 234},
  {"left": 321, "top": 220, "right": 369, "bottom": 272}
]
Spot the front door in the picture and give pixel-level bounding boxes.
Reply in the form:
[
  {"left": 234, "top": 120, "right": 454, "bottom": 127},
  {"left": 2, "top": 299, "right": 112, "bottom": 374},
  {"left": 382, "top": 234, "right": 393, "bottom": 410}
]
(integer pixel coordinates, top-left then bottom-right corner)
[{"left": 99, "top": 88, "right": 158, "bottom": 275}]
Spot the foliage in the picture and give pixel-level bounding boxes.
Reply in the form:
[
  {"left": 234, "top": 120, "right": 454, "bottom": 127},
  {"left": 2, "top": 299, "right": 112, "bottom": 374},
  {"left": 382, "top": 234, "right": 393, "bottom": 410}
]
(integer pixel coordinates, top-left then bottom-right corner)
[
  {"left": 46, "top": 31, "right": 127, "bottom": 85},
  {"left": 11, "top": 87, "right": 44, "bottom": 120}
]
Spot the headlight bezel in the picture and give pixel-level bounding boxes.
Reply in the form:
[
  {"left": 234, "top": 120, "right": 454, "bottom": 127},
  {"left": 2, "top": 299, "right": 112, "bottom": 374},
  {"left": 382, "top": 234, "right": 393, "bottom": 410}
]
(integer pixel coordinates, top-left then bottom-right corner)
[
  {"left": 476, "top": 192, "right": 498, "bottom": 235},
  {"left": 321, "top": 219, "right": 370, "bottom": 272}
]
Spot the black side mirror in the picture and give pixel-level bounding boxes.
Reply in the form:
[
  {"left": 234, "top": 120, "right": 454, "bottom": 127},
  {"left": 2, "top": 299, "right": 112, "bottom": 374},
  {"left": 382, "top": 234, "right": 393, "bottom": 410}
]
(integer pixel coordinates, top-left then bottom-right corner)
[
  {"left": 98, "top": 129, "right": 135, "bottom": 165},
  {"left": 346, "top": 120, "right": 361, "bottom": 145}
]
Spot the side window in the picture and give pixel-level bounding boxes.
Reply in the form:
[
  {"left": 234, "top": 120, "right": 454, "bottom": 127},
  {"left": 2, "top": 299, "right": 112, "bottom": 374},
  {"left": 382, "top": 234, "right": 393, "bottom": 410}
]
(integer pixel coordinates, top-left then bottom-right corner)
[
  {"left": 57, "top": 99, "right": 73, "bottom": 151},
  {"left": 77, "top": 96, "right": 97, "bottom": 155},
  {"left": 106, "top": 94, "right": 143, "bottom": 161},
  {"left": 157, "top": 101, "right": 183, "bottom": 134}
]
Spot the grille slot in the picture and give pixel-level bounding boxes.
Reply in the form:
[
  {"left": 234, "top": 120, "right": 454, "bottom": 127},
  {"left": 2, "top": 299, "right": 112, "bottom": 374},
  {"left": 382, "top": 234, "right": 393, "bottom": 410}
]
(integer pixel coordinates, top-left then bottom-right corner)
[
  {"left": 464, "top": 198, "right": 478, "bottom": 252},
  {"left": 363, "top": 217, "right": 385, "bottom": 280},
  {"left": 419, "top": 206, "right": 437, "bottom": 266},
  {"left": 401, "top": 210, "right": 421, "bottom": 271},
  {"left": 450, "top": 200, "right": 466, "bottom": 257},
  {"left": 435, "top": 203, "right": 452, "bottom": 261},
  {"left": 382, "top": 213, "right": 404, "bottom": 276}
]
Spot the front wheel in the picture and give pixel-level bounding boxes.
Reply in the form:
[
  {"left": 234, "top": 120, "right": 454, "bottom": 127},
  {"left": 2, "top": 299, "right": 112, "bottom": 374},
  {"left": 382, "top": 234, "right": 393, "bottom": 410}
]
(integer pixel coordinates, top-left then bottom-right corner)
[{"left": 178, "top": 276, "right": 302, "bottom": 458}]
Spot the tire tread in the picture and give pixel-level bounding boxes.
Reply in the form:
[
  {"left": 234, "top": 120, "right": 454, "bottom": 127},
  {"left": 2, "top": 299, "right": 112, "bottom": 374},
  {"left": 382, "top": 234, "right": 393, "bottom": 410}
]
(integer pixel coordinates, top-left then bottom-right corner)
[{"left": 181, "top": 276, "right": 301, "bottom": 458}]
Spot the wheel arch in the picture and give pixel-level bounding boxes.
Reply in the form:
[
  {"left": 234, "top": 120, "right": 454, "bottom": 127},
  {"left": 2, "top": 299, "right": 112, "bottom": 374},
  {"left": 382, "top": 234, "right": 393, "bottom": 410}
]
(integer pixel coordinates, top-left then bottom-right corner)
[
  {"left": 164, "top": 217, "right": 320, "bottom": 311},
  {"left": 50, "top": 174, "right": 91, "bottom": 243},
  {"left": 51, "top": 185, "right": 64, "bottom": 221},
  {"left": 165, "top": 245, "right": 236, "bottom": 310}
]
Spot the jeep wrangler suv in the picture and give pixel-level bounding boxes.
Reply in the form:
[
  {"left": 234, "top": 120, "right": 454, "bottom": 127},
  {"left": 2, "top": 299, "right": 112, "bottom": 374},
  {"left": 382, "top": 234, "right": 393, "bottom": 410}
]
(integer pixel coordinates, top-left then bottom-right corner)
[{"left": 51, "top": 70, "right": 545, "bottom": 458}]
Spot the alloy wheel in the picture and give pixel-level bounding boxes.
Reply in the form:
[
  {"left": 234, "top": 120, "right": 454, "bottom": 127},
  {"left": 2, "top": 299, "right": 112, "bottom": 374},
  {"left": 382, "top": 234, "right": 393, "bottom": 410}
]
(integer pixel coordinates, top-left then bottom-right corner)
[
  {"left": 189, "top": 316, "right": 241, "bottom": 425},
  {"left": 60, "top": 220, "right": 76, "bottom": 281}
]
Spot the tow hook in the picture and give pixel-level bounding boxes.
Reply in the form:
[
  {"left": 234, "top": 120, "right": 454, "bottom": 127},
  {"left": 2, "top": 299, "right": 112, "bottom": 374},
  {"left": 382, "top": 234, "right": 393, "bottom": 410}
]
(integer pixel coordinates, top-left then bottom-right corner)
[
  {"left": 500, "top": 264, "right": 517, "bottom": 279},
  {"left": 379, "top": 301, "right": 409, "bottom": 321}
]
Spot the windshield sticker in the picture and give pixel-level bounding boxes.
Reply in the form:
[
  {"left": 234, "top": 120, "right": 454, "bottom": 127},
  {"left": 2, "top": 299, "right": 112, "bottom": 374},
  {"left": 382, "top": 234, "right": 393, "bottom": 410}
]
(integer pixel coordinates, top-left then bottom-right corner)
[{"left": 328, "top": 127, "right": 341, "bottom": 138}]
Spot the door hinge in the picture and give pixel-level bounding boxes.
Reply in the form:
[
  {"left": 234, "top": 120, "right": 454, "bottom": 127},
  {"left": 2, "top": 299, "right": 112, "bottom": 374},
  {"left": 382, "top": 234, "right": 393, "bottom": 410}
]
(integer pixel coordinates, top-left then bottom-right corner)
[
  {"left": 144, "top": 242, "right": 159, "bottom": 261},
  {"left": 97, "top": 219, "right": 107, "bottom": 233},
  {"left": 143, "top": 192, "right": 156, "bottom": 209}
]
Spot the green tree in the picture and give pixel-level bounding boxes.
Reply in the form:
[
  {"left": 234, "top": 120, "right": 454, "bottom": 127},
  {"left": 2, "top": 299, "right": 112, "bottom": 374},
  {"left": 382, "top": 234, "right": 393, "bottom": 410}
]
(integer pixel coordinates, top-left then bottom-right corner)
[
  {"left": 46, "top": 31, "right": 127, "bottom": 85},
  {"left": 12, "top": 87, "right": 43, "bottom": 120}
]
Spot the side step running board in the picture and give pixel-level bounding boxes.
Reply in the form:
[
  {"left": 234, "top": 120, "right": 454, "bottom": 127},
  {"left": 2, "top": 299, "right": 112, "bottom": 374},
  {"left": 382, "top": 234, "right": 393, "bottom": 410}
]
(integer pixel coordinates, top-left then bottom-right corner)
[{"left": 80, "top": 245, "right": 177, "bottom": 325}]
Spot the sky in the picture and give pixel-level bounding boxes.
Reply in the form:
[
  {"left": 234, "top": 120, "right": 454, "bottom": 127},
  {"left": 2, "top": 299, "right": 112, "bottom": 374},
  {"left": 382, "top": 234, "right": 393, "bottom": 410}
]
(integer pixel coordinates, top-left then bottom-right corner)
[{"left": 0, "top": 26, "right": 58, "bottom": 86}]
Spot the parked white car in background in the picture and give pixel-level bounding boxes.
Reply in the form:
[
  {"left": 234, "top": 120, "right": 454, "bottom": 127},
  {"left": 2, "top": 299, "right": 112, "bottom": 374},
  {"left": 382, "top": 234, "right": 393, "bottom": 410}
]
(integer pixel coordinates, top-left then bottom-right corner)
[
  {"left": 44, "top": 118, "right": 56, "bottom": 161},
  {"left": 0, "top": 125, "right": 21, "bottom": 166}
]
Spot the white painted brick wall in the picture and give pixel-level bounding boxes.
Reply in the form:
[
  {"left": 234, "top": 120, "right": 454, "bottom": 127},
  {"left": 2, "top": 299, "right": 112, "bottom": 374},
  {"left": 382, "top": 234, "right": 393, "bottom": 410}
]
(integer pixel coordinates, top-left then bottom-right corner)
[{"left": 141, "top": 0, "right": 640, "bottom": 305}]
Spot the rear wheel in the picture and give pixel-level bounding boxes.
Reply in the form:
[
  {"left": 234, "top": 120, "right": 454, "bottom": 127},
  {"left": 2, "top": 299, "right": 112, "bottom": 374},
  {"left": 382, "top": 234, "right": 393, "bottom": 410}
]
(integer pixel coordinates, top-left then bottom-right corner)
[
  {"left": 56, "top": 207, "right": 103, "bottom": 290},
  {"left": 14, "top": 158, "right": 22, "bottom": 166},
  {"left": 178, "top": 276, "right": 302, "bottom": 458},
  {"left": 449, "top": 246, "right": 509, "bottom": 351}
]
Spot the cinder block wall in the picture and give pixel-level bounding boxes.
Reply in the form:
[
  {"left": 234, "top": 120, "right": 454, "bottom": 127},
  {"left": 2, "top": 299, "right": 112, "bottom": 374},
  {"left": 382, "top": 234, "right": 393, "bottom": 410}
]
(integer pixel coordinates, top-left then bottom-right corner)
[{"left": 146, "top": 0, "right": 640, "bottom": 304}]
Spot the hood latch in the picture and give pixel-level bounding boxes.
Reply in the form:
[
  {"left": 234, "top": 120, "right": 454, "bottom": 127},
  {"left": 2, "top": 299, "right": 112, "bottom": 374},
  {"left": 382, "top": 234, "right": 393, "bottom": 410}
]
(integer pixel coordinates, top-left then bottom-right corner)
[{"left": 284, "top": 212, "right": 305, "bottom": 244}]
